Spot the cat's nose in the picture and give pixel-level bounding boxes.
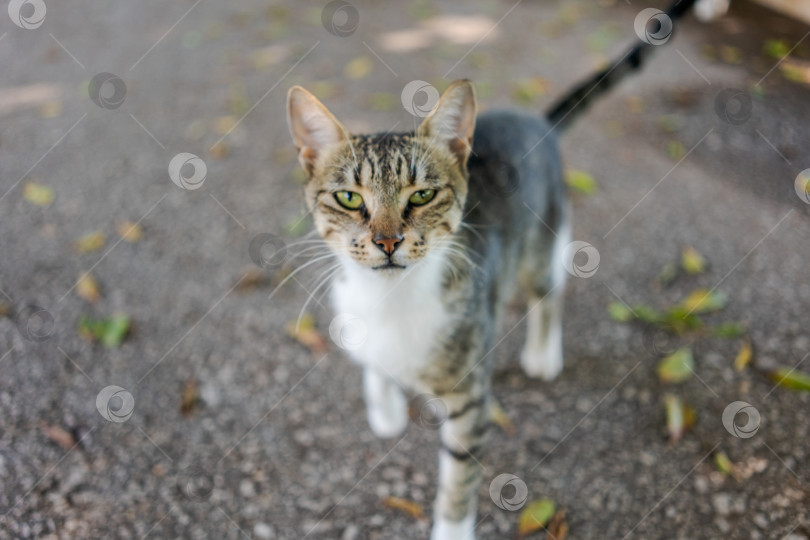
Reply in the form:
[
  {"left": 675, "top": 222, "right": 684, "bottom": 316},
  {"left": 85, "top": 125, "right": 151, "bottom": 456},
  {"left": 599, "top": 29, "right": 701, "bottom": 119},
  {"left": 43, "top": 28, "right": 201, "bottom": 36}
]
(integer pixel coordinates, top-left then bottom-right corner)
[{"left": 373, "top": 234, "right": 403, "bottom": 255}]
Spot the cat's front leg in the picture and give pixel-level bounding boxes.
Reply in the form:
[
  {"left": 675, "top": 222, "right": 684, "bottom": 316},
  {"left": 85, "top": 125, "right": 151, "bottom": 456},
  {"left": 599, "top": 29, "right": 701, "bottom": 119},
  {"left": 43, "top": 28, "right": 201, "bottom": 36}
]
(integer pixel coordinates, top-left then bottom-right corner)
[
  {"left": 431, "top": 390, "right": 489, "bottom": 540},
  {"left": 363, "top": 368, "right": 408, "bottom": 439}
]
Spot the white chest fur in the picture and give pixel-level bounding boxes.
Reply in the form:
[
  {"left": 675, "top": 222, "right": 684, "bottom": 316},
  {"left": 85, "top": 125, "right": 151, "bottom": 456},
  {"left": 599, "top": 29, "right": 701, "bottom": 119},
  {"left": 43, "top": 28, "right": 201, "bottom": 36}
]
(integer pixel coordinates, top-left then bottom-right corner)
[{"left": 330, "top": 252, "right": 451, "bottom": 389}]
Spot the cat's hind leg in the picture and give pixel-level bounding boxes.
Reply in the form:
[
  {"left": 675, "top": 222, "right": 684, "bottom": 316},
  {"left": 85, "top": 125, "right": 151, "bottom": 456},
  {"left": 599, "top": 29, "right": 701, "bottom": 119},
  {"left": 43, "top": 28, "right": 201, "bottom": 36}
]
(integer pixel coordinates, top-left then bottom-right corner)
[
  {"left": 363, "top": 368, "right": 408, "bottom": 438},
  {"left": 520, "top": 215, "right": 569, "bottom": 381}
]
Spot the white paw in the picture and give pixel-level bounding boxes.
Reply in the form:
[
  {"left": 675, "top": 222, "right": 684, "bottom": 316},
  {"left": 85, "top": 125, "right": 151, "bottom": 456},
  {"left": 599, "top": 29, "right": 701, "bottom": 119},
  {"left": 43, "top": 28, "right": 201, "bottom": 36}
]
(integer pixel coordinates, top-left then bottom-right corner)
[
  {"left": 431, "top": 515, "right": 476, "bottom": 540},
  {"left": 520, "top": 346, "right": 563, "bottom": 381},
  {"left": 366, "top": 391, "right": 408, "bottom": 439}
]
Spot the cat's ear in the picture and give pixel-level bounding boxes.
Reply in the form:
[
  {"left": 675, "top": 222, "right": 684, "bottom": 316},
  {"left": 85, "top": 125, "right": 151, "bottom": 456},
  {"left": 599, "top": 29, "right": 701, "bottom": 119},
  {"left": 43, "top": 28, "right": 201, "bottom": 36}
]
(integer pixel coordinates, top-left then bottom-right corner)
[
  {"left": 417, "top": 80, "right": 477, "bottom": 166},
  {"left": 287, "top": 86, "right": 349, "bottom": 175}
]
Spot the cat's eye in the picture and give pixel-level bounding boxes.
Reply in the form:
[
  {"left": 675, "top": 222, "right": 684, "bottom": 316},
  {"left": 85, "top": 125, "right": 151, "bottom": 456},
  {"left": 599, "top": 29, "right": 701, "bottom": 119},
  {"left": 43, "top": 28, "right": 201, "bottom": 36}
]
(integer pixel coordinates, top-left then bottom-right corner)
[
  {"left": 335, "top": 191, "right": 364, "bottom": 210},
  {"left": 408, "top": 189, "right": 436, "bottom": 206}
]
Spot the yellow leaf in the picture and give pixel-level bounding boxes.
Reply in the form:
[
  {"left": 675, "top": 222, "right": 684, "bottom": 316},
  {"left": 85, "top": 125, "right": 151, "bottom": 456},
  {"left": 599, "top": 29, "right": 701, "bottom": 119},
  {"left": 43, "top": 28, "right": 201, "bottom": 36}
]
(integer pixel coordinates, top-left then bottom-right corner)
[
  {"left": 768, "top": 368, "right": 810, "bottom": 392},
  {"left": 681, "top": 246, "right": 706, "bottom": 274},
  {"left": 344, "top": 56, "right": 374, "bottom": 80},
  {"left": 23, "top": 182, "right": 54, "bottom": 207},
  {"left": 285, "top": 314, "right": 327, "bottom": 354},
  {"left": 679, "top": 289, "right": 726, "bottom": 314},
  {"left": 382, "top": 497, "right": 427, "bottom": 521},
  {"left": 39, "top": 100, "right": 63, "bottom": 118},
  {"left": 657, "top": 347, "right": 694, "bottom": 384},
  {"left": 76, "top": 273, "right": 100, "bottom": 303},
  {"left": 116, "top": 221, "right": 143, "bottom": 242},
  {"left": 180, "top": 377, "right": 200, "bottom": 416},
  {"left": 75, "top": 231, "right": 106, "bottom": 254},
  {"left": 208, "top": 141, "right": 230, "bottom": 160},
  {"left": 518, "top": 498, "right": 556, "bottom": 538},
  {"left": 490, "top": 399, "right": 516, "bottom": 436},
  {"left": 564, "top": 169, "right": 598, "bottom": 195},
  {"left": 734, "top": 338, "right": 753, "bottom": 372},
  {"left": 212, "top": 115, "right": 238, "bottom": 135}
]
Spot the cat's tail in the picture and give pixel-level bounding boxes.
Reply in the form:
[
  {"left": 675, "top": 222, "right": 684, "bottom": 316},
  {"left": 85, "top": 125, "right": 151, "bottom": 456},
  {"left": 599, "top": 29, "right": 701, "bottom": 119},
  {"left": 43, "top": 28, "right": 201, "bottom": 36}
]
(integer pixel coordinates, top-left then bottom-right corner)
[{"left": 545, "top": 0, "right": 698, "bottom": 132}]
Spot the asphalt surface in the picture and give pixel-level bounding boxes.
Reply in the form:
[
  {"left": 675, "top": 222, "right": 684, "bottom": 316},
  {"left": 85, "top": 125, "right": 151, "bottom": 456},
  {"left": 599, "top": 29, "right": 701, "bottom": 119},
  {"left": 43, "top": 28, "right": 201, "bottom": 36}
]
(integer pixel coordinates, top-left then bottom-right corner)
[{"left": 1, "top": 1, "right": 809, "bottom": 539}]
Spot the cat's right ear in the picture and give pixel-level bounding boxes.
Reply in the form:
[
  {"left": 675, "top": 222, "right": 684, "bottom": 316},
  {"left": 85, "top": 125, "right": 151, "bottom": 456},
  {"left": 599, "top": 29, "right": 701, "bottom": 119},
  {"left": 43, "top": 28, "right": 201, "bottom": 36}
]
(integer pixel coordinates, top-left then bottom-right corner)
[{"left": 286, "top": 86, "right": 348, "bottom": 175}]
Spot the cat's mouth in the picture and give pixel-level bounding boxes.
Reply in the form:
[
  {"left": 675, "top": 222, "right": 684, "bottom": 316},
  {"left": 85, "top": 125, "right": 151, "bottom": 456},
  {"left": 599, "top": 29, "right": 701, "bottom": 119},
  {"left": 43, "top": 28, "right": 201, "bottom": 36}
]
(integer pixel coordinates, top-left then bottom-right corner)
[{"left": 372, "top": 261, "right": 406, "bottom": 271}]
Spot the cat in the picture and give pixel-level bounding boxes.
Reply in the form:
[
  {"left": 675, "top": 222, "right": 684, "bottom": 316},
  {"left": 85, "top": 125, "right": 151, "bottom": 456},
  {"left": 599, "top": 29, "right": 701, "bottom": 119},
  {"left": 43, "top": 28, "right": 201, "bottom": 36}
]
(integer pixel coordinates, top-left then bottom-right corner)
[{"left": 285, "top": 0, "right": 708, "bottom": 538}]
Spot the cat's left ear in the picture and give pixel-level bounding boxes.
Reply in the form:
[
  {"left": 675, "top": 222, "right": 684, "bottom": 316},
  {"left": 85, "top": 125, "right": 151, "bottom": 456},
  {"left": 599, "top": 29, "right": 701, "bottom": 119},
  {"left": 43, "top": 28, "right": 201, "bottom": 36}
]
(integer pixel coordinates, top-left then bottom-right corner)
[
  {"left": 417, "top": 80, "right": 477, "bottom": 166},
  {"left": 287, "top": 86, "right": 349, "bottom": 175}
]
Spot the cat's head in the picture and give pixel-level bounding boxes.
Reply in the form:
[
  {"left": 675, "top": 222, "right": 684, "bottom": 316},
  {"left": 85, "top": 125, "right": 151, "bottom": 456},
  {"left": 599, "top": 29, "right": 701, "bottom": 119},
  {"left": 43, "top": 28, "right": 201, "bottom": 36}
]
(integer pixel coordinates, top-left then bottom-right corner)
[{"left": 286, "top": 80, "right": 476, "bottom": 272}]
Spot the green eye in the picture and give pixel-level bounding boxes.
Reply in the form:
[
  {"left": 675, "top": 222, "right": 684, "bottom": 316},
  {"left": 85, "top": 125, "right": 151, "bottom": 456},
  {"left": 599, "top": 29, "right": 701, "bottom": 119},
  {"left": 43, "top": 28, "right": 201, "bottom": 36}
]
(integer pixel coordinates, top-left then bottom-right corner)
[
  {"left": 408, "top": 189, "right": 436, "bottom": 206},
  {"left": 335, "top": 191, "right": 364, "bottom": 210}
]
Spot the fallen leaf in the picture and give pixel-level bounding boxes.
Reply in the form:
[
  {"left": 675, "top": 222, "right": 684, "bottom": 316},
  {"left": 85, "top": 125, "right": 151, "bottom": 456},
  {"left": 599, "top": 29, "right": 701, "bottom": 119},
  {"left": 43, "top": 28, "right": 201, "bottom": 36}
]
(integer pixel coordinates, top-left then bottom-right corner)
[
  {"left": 344, "top": 56, "right": 374, "bottom": 80},
  {"left": 714, "top": 450, "right": 741, "bottom": 481},
  {"left": 78, "top": 314, "right": 130, "bottom": 348},
  {"left": 657, "top": 347, "right": 694, "bottom": 384},
  {"left": 39, "top": 421, "right": 77, "bottom": 450},
  {"left": 490, "top": 399, "right": 516, "bottom": 436},
  {"left": 633, "top": 305, "right": 664, "bottom": 324},
  {"left": 180, "top": 378, "right": 201, "bottom": 416},
  {"left": 660, "top": 307, "right": 703, "bottom": 334},
  {"left": 23, "top": 182, "right": 54, "bottom": 206},
  {"left": 681, "top": 246, "right": 706, "bottom": 275},
  {"left": 764, "top": 39, "right": 791, "bottom": 59},
  {"left": 116, "top": 221, "right": 143, "bottom": 242},
  {"left": 213, "top": 115, "right": 238, "bottom": 135},
  {"left": 235, "top": 268, "right": 269, "bottom": 292},
  {"left": 779, "top": 59, "right": 810, "bottom": 85},
  {"left": 208, "top": 141, "right": 230, "bottom": 160},
  {"left": 711, "top": 322, "right": 746, "bottom": 338},
  {"left": 664, "top": 393, "right": 695, "bottom": 443},
  {"left": 768, "top": 369, "right": 810, "bottom": 392},
  {"left": 719, "top": 45, "right": 742, "bottom": 64},
  {"left": 76, "top": 273, "right": 101, "bottom": 303},
  {"left": 0, "top": 303, "right": 10, "bottom": 318},
  {"left": 39, "top": 100, "right": 63, "bottom": 118},
  {"left": 734, "top": 338, "right": 753, "bottom": 372},
  {"left": 607, "top": 301, "right": 634, "bottom": 322},
  {"left": 679, "top": 289, "right": 726, "bottom": 314},
  {"left": 517, "top": 498, "right": 556, "bottom": 539},
  {"left": 382, "top": 496, "right": 427, "bottom": 521},
  {"left": 512, "top": 77, "right": 549, "bottom": 105},
  {"left": 75, "top": 231, "right": 106, "bottom": 254},
  {"left": 546, "top": 509, "right": 568, "bottom": 540},
  {"left": 667, "top": 140, "right": 685, "bottom": 160},
  {"left": 285, "top": 314, "right": 327, "bottom": 354},
  {"left": 656, "top": 262, "right": 678, "bottom": 287},
  {"left": 659, "top": 115, "right": 681, "bottom": 133},
  {"left": 564, "top": 169, "right": 598, "bottom": 195}
]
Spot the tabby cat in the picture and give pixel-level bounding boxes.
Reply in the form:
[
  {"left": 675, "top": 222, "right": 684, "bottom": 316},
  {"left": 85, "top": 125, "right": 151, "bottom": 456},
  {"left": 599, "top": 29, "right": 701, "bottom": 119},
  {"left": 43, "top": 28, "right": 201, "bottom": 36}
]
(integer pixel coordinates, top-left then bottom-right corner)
[{"left": 285, "top": 1, "right": 712, "bottom": 538}]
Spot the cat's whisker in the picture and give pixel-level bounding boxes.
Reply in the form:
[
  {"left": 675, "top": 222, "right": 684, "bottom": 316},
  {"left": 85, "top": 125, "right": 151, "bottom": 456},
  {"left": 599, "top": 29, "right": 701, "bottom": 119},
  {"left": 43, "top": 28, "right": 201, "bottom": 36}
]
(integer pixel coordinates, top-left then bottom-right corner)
[
  {"left": 295, "top": 263, "right": 343, "bottom": 332},
  {"left": 266, "top": 253, "right": 338, "bottom": 303}
]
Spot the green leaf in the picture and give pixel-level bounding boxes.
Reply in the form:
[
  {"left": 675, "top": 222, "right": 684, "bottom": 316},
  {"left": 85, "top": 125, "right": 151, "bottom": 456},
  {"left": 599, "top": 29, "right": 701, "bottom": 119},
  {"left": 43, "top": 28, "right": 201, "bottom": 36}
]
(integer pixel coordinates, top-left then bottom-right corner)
[
  {"left": 679, "top": 289, "right": 727, "bottom": 314},
  {"left": 711, "top": 322, "right": 746, "bottom": 338},
  {"left": 657, "top": 347, "right": 694, "bottom": 384},
  {"left": 656, "top": 262, "right": 678, "bottom": 287},
  {"left": 768, "top": 369, "right": 810, "bottom": 392},
  {"left": 517, "top": 498, "right": 556, "bottom": 538},
  {"left": 564, "top": 169, "right": 598, "bottom": 195},
  {"left": 667, "top": 140, "right": 685, "bottom": 160},
  {"left": 78, "top": 314, "right": 130, "bottom": 348},
  {"left": 633, "top": 305, "right": 664, "bottom": 324},
  {"left": 681, "top": 246, "right": 706, "bottom": 274},
  {"left": 662, "top": 307, "right": 704, "bottom": 334},
  {"left": 714, "top": 450, "right": 737, "bottom": 479},
  {"left": 764, "top": 39, "right": 791, "bottom": 59},
  {"left": 608, "top": 301, "right": 634, "bottom": 322}
]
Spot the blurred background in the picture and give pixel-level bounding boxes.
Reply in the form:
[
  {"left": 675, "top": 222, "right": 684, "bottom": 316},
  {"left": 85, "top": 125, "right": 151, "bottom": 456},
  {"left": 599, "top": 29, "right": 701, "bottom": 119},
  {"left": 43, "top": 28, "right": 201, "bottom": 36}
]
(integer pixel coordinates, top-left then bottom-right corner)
[{"left": 1, "top": 0, "right": 809, "bottom": 538}]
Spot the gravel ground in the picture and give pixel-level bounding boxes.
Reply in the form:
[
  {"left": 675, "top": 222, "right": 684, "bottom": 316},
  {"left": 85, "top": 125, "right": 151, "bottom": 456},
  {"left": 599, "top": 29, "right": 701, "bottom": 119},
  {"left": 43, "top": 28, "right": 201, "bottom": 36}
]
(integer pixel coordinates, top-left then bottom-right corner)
[{"left": 1, "top": 1, "right": 809, "bottom": 539}]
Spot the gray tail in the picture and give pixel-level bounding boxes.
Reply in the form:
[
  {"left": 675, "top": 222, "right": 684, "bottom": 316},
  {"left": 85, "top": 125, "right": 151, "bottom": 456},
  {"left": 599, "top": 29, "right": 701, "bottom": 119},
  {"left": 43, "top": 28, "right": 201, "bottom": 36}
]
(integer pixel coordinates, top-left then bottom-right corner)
[{"left": 545, "top": 0, "right": 697, "bottom": 132}]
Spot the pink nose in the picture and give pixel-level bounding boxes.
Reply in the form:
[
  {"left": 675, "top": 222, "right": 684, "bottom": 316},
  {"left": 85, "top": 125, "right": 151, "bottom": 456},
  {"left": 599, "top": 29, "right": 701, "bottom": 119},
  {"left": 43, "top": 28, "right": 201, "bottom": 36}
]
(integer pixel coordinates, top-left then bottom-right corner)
[{"left": 373, "top": 235, "right": 403, "bottom": 255}]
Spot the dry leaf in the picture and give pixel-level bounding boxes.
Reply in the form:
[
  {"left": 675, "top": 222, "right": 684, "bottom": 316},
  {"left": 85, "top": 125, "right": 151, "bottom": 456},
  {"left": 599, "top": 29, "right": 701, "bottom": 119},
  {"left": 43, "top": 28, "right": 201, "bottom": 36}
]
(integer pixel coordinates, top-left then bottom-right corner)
[
  {"left": 76, "top": 273, "right": 101, "bottom": 303},
  {"left": 180, "top": 378, "right": 201, "bottom": 416},
  {"left": 664, "top": 394, "right": 695, "bottom": 443},
  {"left": 734, "top": 338, "right": 753, "bottom": 372},
  {"left": 235, "top": 268, "right": 269, "bottom": 292},
  {"left": 23, "top": 182, "right": 54, "bottom": 206},
  {"left": 768, "top": 369, "right": 810, "bottom": 393},
  {"left": 116, "top": 221, "right": 143, "bottom": 242},
  {"left": 517, "top": 498, "right": 556, "bottom": 538},
  {"left": 285, "top": 314, "right": 327, "bottom": 354},
  {"left": 547, "top": 509, "right": 569, "bottom": 540},
  {"left": 382, "top": 497, "right": 427, "bottom": 521},
  {"left": 75, "top": 231, "right": 106, "bottom": 254},
  {"left": 208, "top": 141, "right": 230, "bottom": 160},
  {"left": 39, "top": 421, "right": 77, "bottom": 450}
]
